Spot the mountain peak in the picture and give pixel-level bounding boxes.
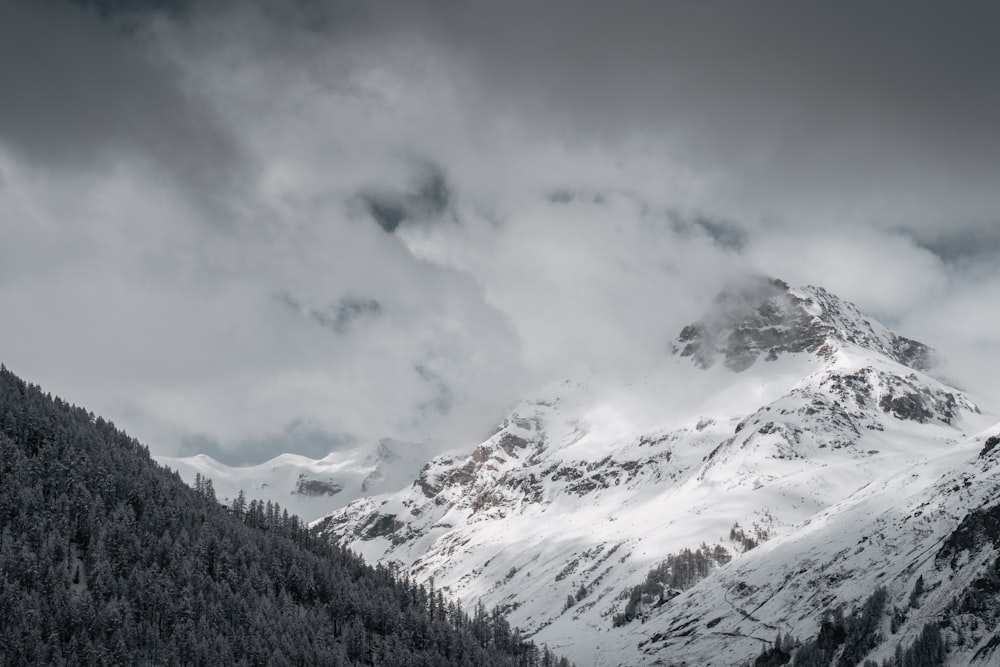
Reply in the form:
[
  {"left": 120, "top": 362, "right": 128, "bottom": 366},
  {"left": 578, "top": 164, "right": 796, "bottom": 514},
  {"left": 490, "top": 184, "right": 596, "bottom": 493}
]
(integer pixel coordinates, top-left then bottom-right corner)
[{"left": 673, "top": 276, "right": 934, "bottom": 372}]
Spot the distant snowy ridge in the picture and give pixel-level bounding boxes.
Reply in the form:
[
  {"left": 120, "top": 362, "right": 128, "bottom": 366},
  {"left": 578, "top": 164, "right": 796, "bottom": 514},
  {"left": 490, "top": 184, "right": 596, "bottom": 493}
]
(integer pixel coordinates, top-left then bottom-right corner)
[
  {"left": 314, "top": 278, "right": 993, "bottom": 666},
  {"left": 156, "top": 437, "right": 433, "bottom": 522}
]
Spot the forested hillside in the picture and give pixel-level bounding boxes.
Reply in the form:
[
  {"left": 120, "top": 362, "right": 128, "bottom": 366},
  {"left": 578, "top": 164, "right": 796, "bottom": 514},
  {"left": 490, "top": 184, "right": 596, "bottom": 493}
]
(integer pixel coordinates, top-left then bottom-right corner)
[{"left": 0, "top": 365, "right": 569, "bottom": 666}]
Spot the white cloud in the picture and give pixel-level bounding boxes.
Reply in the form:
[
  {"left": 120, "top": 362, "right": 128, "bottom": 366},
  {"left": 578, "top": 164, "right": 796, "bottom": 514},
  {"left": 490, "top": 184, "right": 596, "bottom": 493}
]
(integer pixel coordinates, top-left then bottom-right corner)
[
  {"left": 744, "top": 225, "right": 948, "bottom": 323},
  {"left": 1, "top": 1, "right": 998, "bottom": 463}
]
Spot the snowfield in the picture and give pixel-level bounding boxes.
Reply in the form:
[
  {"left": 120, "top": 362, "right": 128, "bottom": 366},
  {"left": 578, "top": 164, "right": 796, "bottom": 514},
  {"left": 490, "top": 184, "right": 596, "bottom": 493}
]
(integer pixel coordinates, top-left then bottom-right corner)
[
  {"left": 314, "top": 279, "right": 999, "bottom": 666},
  {"left": 167, "top": 277, "right": 1000, "bottom": 665},
  {"left": 156, "top": 437, "right": 435, "bottom": 522}
]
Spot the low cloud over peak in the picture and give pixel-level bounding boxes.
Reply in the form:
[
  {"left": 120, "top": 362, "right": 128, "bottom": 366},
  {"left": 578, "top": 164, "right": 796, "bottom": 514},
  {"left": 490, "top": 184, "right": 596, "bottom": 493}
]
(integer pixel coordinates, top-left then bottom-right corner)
[{"left": 2, "top": 0, "right": 998, "bottom": 463}]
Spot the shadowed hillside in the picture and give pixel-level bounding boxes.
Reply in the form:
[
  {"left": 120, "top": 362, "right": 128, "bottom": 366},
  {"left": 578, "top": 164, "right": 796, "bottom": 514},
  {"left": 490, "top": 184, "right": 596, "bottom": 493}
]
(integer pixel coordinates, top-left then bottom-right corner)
[{"left": 0, "top": 365, "right": 570, "bottom": 667}]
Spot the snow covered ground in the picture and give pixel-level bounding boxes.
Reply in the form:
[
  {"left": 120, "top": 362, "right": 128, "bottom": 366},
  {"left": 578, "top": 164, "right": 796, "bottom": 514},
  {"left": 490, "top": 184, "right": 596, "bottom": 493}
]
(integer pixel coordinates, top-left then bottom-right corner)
[
  {"left": 156, "top": 437, "right": 434, "bottom": 522},
  {"left": 315, "top": 280, "right": 996, "bottom": 666}
]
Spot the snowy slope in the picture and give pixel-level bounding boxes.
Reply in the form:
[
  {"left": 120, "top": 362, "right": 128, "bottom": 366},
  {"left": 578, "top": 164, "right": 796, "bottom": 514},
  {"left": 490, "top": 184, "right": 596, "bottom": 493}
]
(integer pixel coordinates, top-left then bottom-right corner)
[
  {"left": 603, "top": 424, "right": 1000, "bottom": 666},
  {"left": 156, "top": 437, "right": 433, "bottom": 522},
  {"left": 314, "top": 278, "right": 993, "bottom": 666}
]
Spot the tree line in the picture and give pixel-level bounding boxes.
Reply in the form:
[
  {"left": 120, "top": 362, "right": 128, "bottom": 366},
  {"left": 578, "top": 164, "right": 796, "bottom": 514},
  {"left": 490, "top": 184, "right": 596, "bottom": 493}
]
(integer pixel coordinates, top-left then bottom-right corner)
[
  {"left": 613, "top": 543, "right": 732, "bottom": 627},
  {"left": 0, "top": 364, "right": 572, "bottom": 667},
  {"left": 748, "top": 585, "right": 946, "bottom": 667}
]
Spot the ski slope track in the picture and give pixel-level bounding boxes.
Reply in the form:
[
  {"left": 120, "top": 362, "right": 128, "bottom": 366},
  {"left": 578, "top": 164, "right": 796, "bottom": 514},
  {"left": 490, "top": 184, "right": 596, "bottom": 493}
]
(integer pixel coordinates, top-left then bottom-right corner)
[{"left": 313, "top": 277, "right": 998, "bottom": 666}]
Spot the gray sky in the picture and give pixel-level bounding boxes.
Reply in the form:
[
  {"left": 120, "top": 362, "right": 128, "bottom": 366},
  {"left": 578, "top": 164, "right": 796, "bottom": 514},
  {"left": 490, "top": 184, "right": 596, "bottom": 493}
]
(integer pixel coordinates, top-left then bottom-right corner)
[{"left": 2, "top": 0, "right": 999, "bottom": 463}]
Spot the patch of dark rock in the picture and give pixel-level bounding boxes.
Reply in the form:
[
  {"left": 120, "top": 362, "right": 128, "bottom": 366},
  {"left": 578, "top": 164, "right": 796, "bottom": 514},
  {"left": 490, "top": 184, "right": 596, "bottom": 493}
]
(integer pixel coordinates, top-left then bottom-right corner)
[
  {"left": 470, "top": 445, "right": 493, "bottom": 464},
  {"left": 646, "top": 616, "right": 698, "bottom": 638},
  {"left": 555, "top": 558, "right": 579, "bottom": 582},
  {"left": 936, "top": 504, "right": 1000, "bottom": 568},
  {"left": 497, "top": 433, "right": 529, "bottom": 456},
  {"left": 972, "top": 629, "right": 1000, "bottom": 663},
  {"left": 417, "top": 474, "right": 440, "bottom": 498},
  {"left": 967, "top": 561, "right": 1000, "bottom": 598},
  {"left": 979, "top": 435, "right": 1000, "bottom": 459},
  {"left": 360, "top": 513, "right": 403, "bottom": 539},
  {"left": 639, "top": 433, "right": 671, "bottom": 446},
  {"left": 439, "top": 461, "right": 478, "bottom": 488},
  {"left": 552, "top": 466, "right": 584, "bottom": 482},
  {"left": 496, "top": 601, "right": 521, "bottom": 616},
  {"left": 879, "top": 393, "right": 934, "bottom": 423},
  {"left": 732, "top": 581, "right": 757, "bottom": 598},
  {"left": 892, "top": 335, "right": 934, "bottom": 371},
  {"left": 567, "top": 476, "right": 608, "bottom": 495},
  {"left": 678, "top": 323, "right": 704, "bottom": 343},
  {"left": 506, "top": 473, "right": 545, "bottom": 504},
  {"left": 293, "top": 477, "right": 343, "bottom": 497}
]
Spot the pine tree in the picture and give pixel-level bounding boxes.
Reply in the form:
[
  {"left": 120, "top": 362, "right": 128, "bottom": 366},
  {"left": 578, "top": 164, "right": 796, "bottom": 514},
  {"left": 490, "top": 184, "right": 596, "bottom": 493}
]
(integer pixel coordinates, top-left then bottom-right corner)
[
  {"left": 0, "top": 366, "right": 578, "bottom": 667},
  {"left": 233, "top": 490, "right": 247, "bottom": 518},
  {"left": 203, "top": 478, "right": 217, "bottom": 503}
]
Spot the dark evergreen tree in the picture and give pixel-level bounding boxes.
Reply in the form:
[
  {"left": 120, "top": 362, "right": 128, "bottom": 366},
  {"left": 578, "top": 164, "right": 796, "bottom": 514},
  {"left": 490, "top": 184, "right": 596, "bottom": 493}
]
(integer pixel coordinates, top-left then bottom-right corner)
[
  {"left": 783, "top": 586, "right": 948, "bottom": 667},
  {"left": 0, "top": 365, "right": 574, "bottom": 667},
  {"left": 908, "top": 575, "right": 925, "bottom": 609},
  {"left": 880, "top": 622, "right": 946, "bottom": 667},
  {"left": 613, "top": 542, "right": 732, "bottom": 626}
]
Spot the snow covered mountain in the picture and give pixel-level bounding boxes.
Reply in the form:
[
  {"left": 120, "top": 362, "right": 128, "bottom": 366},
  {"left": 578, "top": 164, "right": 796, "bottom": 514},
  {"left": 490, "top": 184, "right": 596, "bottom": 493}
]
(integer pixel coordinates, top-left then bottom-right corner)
[
  {"left": 314, "top": 277, "right": 996, "bottom": 666},
  {"left": 156, "top": 437, "right": 433, "bottom": 522},
  {"left": 601, "top": 424, "right": 1000, "bottom": 666}
]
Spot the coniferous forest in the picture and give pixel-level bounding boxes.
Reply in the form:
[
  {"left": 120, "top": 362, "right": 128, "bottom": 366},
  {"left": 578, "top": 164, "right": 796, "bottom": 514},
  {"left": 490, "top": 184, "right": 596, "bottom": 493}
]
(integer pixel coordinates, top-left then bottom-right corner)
[{"left": 0, "top": 365, "right": 572, "bottom": 666}]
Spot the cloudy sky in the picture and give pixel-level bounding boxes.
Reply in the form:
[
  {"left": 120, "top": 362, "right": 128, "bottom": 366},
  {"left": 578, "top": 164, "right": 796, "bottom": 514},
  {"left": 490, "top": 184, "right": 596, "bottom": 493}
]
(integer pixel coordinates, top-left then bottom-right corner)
[{"left": 2, "top": 0, "right": 999, "bottom": 464}]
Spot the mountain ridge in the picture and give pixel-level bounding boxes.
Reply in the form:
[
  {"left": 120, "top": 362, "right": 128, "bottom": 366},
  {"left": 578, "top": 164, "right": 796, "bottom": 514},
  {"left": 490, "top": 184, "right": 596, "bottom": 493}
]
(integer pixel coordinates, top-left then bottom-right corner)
[
  {"left": 313, "top": 278, "right": 993, "bottom": 666},
  {"left": 0, "top": 364, "right": 573, "bottom": 666},
  {"left": 156, "top": 437, "right": 435, "bottom": 522},
  {"left": 673, "top": 277, "right": 934, "bottom": 373}
]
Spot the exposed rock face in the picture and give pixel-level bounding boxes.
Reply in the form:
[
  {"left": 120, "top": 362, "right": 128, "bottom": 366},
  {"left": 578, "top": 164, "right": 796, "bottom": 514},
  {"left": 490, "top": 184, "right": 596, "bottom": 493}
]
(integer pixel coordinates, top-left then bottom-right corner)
[
  {"left": 313, "top": 278, "right": 990, "bottom": 667},
  {"left": 673, "top": 277, "right": 934, "bottom": 372},
  {"left": 937, "top": 502, "right": 1000, "bottom": 568},
  {"left": 980, "top": 436, "right": 1000, "bottom": 458},
  {"left": 293, "top": 476, "right": 343, "bottom": 497},
  {"left": 616, "top": 431, "right": 1000, "bottom": 666},
  {"left": 361, "top": 513, "right": 405, "bottom": 540}
]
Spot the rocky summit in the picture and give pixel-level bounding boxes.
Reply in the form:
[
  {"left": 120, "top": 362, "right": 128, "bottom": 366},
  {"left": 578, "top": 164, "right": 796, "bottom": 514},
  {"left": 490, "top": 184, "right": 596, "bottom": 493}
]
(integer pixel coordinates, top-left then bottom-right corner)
[
  {"left": 673, "top": 277, "right": 933, "bottom": 372},
  {"left": 314, "top": 278, "right": 997, "bottom": 666}
]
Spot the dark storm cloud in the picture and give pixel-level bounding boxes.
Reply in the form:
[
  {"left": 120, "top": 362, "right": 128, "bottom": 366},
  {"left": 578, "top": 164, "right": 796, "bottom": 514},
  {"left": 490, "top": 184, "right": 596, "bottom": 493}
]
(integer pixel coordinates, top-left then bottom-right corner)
[
  {"left": 364, "top": 0, "right": 1000, "bottom": 231},
  {"left": 4, "top": 0, "right": 999, "bottom": 465},
  {"left": 67, "top": 0, "right": 190, "bottom": 18},
  {"left": 418, "top": 1, "right": 1000, "bottom": 148},
  {"left": 0, "top": 1, "right": 243, "bottom": 200},
  {"left": 908, "top": 228, "right": 1000, "bottom": 268},
  {"left": 360, "top": 163, "right": 453, "bottom": 233},
  {"left": 25, "top": 0, "right": 999, "bottom": 230}
]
